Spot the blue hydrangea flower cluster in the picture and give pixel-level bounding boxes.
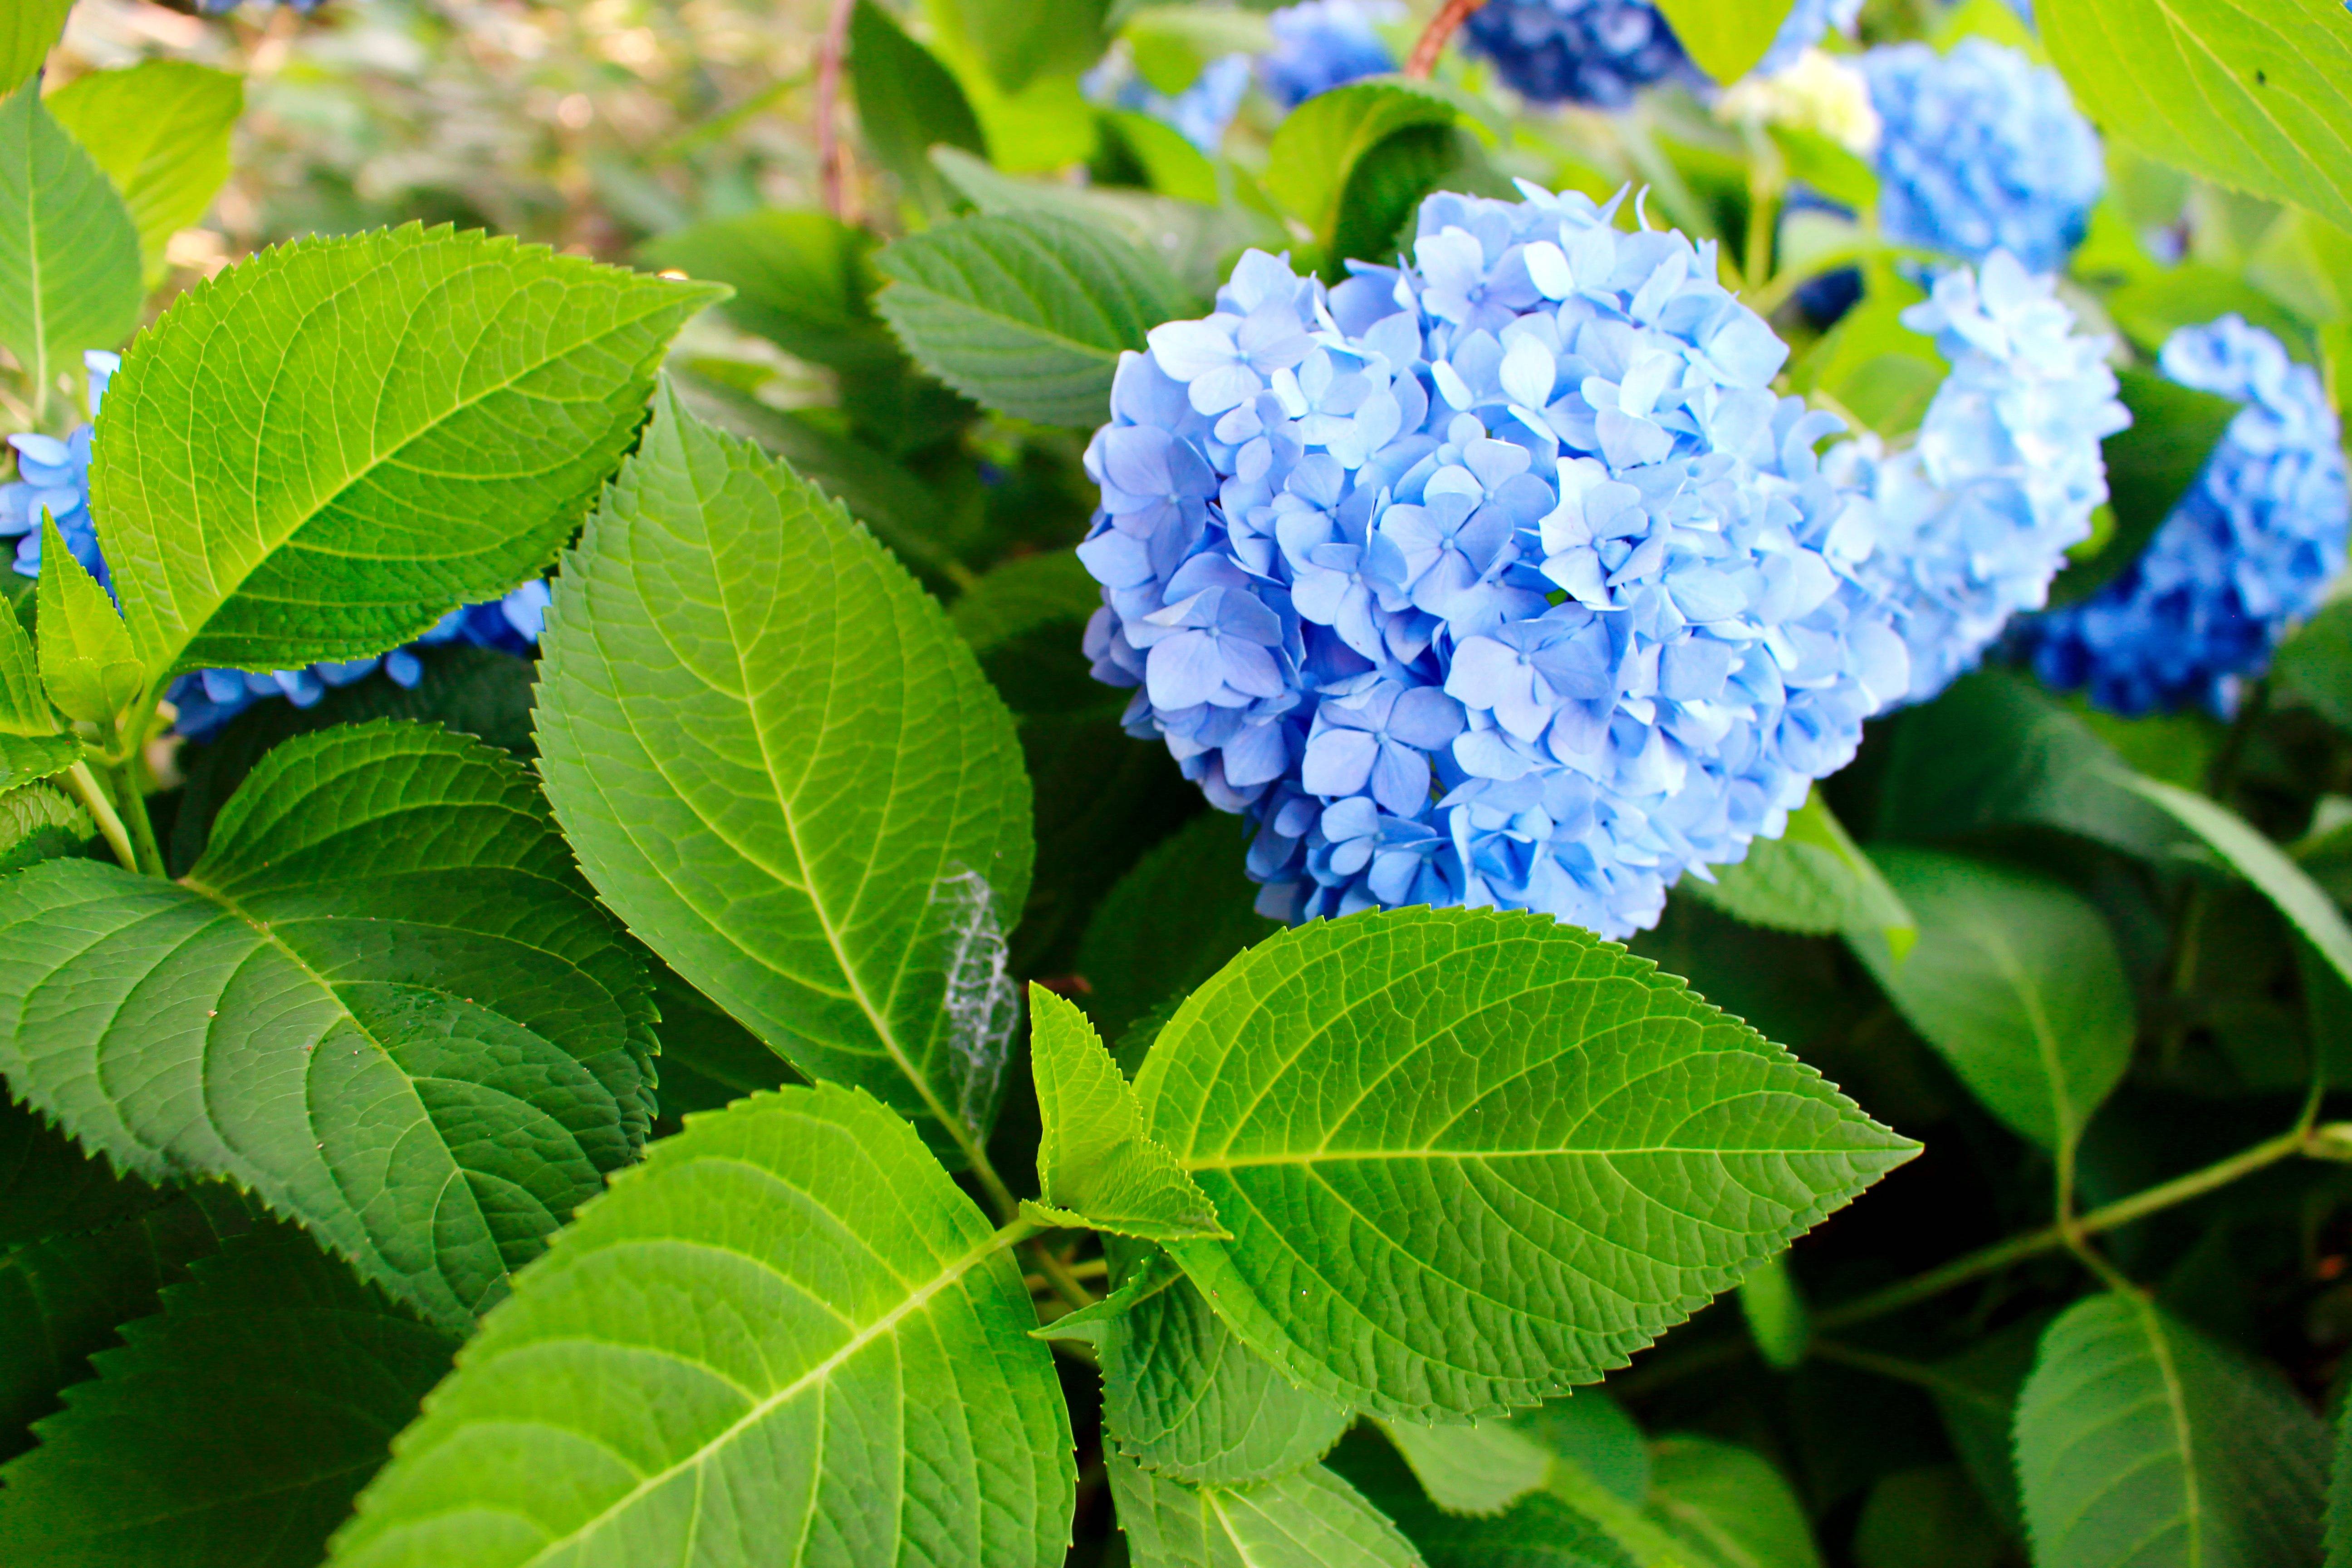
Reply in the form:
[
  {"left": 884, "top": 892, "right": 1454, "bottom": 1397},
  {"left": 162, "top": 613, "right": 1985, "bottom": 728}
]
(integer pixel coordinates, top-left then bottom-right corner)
[
  {"left": 1082, "top": 49, "right": 1254, "bottom": 152},
  {"left": 1824, "top": 252, "right": 2128, "bottom": 703},
  {"left": 0, "top": 352, "right": 118, "bottom": 585},
  {"left": 2019, "top": 317, "right": 2352, "bottom": 715},
  {"left": 1462, "top": 0, "right": 1853, "bottom": 107},
  {"left": 1862, "top": 39, "right": 2102, "bottom": 273},
  {"left": 1077, "top": 182, "right": 1915, "bottom": 940},
  {"left": 1260, "top": 1, "right": 1399, "bottom": 108}
]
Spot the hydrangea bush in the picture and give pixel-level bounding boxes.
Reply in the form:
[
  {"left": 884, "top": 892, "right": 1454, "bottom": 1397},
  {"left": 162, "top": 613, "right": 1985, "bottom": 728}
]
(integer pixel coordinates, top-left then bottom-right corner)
[{"left": 2, "top": 2, "right": 2350, "bottom": 1566}]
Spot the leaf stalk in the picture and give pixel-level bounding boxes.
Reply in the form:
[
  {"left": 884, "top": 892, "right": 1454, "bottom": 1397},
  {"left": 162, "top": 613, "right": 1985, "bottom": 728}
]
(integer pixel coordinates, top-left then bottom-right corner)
[{"left": 64, "top": 759, "right": 136, "bottom": 872}]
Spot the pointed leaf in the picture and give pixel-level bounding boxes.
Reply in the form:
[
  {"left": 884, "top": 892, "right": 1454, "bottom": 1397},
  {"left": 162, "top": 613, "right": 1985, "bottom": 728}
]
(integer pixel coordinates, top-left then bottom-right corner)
[
  {"left": 0, "top": 1093, "right": 155, "bottom": 1251},
  {"left": 873, "top": 211, "right": 1188, "bottom": 426},
  {"left": 1651, "top": 0, "right": 1798, "bottom": 82},
  {"left": 0, "top": 735, "right": 78, "bottom": 792},
  {"left": 0, "top": 722, "right": 655, "bottom": 1331},
  {"left": 0, "top": 597, "right": 49, "bottom": 734},
  {"left": 535, "top": 387, "right": 1032, "bottom": 1167},
  {"left": 1034, "top": 1243, "right": 1181, "bottom": 1347},
  {"left": 1134, "top": 907, "right": 1917, "bottom": 1421},
  {"left": 92, "top": 225, "right": 725, "bottom": 681},
  {"left": 1374, "top": 1420, "right": 1552, "bottom": 1518},
  {"left": 2048, "top": 368, "right": 2244, "bottom": 608},
  {"left": 850, "top": 0, "right": 989, "bottom": 217},
  {"left": 331, "top": 1083, "right": 1074, "bottom": 1568},
  {"left": 46, "top": 61, "right": 242, "bottom": 285},
  {"left": 34, "top": 512, "right": 138, "bottom": 725},
  {"left": 1263, "top": 83, "right": 1461, "bottom": 263},
  {"left": 0, "top": 84, "right": 141, "bottom": 381},
  {"left": 2017, "top": 1291, "right": 2328, "bottom": 1568},
  {"left": 1108, "top": 1450, "right": 1425, "bottom": 1568},
  {"left": 1029, "top": 983, "right": 1223, "bottom": 1241},
  {"left": 1854, "top": 848, "right": 2132, "bottom": 1152},
  {"left": 2124, "top": 773, "right": 2352, "bottom": 995},
  {"left": 0, "top": 1224, "right": 456, "bottom": 1568},
  {"left": 0, "top": 0, "right": 69, "bottom": 93},
  {"left": 1688, "top": 789, "right": 1914, "bottom": 958}
]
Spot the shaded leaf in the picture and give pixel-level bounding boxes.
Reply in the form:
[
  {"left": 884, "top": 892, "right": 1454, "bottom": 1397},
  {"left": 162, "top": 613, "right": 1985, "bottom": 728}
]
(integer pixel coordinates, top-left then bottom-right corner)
[
  {"left": 1328, "top": 1426, "right": 1634, "bottom": 1568},
  {"left": 0, "top": 84, "right": 140, "bottom": 382},
  {"left": 639, "top": 208, "right": 892, "bottom": 373},
  {"left": 1688, "top": 789, "right": 1914, "bottom": 957},
  {"left": 2048, "top": 368, "right": 2244, "bottom": 608},
  {"left": 1027, "top": 984, "right": 1223, "bottom": 1241},
  {"left": 1642, "top": 1437, "right": 1822, "bottom": 1568},
  {"left": 952, "top": 548, "right": 1121, "bottom": 717},
  {"left": 851, "top": 0, "right": 989, "bottom": 216},
  {"left": 1076, "top": 810, "right": 1275, "bottom": 1042},
  {"left": 1264, "top": 83, "right": 1460, "bottom": 268},
  {"left": 0, "top": 1092, "right": 158, "bottom": 1251},
  {"left": 46, "top": 61, "right": 241, "bottom": 285},
  {"left": 1376, "top": 1419, "right": 1553, "bottom": 1518},
  {"left": 2126, "top": 773, "right": 2352, "bottom": 996},
  {"left": 2275, "top": 600, "right": 2352, "bottom": 734},
  {"left": 1107, "top": 1448, "right": 1423, "bottom": 1568}
]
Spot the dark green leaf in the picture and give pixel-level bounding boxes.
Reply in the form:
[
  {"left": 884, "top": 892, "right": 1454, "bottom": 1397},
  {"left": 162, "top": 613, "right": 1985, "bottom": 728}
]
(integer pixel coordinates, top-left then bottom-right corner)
[
  {"left": 638, "top": 208, "right": 892, "bottom": 373},
  {"left": 953, "top": 548, "right": 1121, "bottom": 716},
  {"left": 1264, "top": 83, "right": 1460, "bottom": 269},
  {"left": 1027, "top": 984, "right": 1224, "bottom": 1241},
  {"left": 1075, "top": 810, "right": 1275, "bottom": 1043},
  {"left": 1326, "top": 1426, "right": 1635, "bottom": 1568},
  {"left": 0, "top": 722, "right": 655, "bottom": 1331},
  {"left": 0, "top": 1093, "right": 155, "bottom": 1252},
  {"left": 0, "top": 1224, "right": 456, "bottom": 1568},
  {"left": 46, "top": 61, "right": 241, "bottom": 286},
  {"left": 1928, "top": 1317, "right": 2047, "bottom": 1531},
  {"left": 0, "top": 84, "right": 141, "bottom": 382},
  {"left": 2275, "top": 600, "right": 2352, "bottom": 733},
  {"left": 1852, "top": 1467, "right": 2005, "bottom": 1568},
  {"left": 1011, "top": 712, "right": 1200, "bottom": 978},
  {"left": 1107, "top": 1448, "right": 1421, "bottom": 1568},
  {"left": 1329, "top": 122, "right": 1465, "bottom": 276},
  {"left": 874, "top": 210, "right": 1187, "bottom": 426},
  {"left": 1787, "top": 267, "right": 1942, "bottom": 438},
  {"left": 2106, "top": 264, "right": 2315, "bottom": 363},
  {"left": 1375, "top": 1418, "right": 1553, "bottom": 1516},
  {"left": 644, "top": 957, "right": 799, "bottom": 1124},
  {"left": 1642, "top": 1437, "right": 1822, "bottom": 1568},
  {"left": 951, "top": 0, "right": 1114, "bottom": 95},
  {"left": 2329, "top": 1396, "right": 2352, "bottom": 1568},
  {"left": 2125, "top": 773, "right": 2352, "bottom": 995},
  {"left": 34, "top": 513, "right": 137, "bottom": 725},
  {"left": 850, "top": 0, "right": 989, "bottom": 216},
  {"left": 2048, "top": 367, "right": 2243, "bottom": 607}
]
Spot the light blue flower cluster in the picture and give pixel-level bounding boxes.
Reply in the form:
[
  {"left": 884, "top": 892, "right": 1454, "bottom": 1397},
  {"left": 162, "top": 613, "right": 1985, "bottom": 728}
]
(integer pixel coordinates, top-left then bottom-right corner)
[
  {"left": 1862, "top": 39, "right": 2102, "bottom": 273},
  {"left": 0, "top": 352, "right": 121, "bottom": 584},
  {"left": 1078, "top": 183, "right": 1914, "bottom": 939},
  {"left": 1260, "top": 1, "right": 1399, "bottom": 108},
  {"left": 1461, "top": 0, "right": 1853, "bottom": 107},
  {"left": 1823, "top": 252, "right": 2128, "bottom": 703},
  {"left": 1082, "top": 49, "right": 1254, "bottom": 153},
  {"left": 2019, "top": 317, "right": 2351, "bottom": 715}
]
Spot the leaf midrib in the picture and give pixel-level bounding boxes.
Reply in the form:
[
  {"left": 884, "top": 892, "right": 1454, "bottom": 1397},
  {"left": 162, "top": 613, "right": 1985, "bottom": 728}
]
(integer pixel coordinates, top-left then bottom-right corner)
[{"left": 1180, "top": 1141, "right": 1900, "bottom": 1171}]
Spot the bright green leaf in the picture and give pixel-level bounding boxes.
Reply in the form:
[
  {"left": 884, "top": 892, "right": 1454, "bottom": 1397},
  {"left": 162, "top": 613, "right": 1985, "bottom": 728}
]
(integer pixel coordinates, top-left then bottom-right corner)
[
  {"left": 1102, "top": 109, "right": 1223, "bottom": 205},
  {"left": 0, "top": 0, "right": 68, "bottom": 93},
  {"left": 1688, "top": 789, "right": 1915, "bottom": 957},
  {"left": 34, "top": 512, "right": 137, "bottom": 725},
  {"left": 0, "top": 83, "right": 140, "bottom": 391},
  {"left": 638, "top": 208, "right": 892, "bottom": 373},
  {"left": 1033, "top": 1242, "right": 1179, "bottom": 1347},
  {"left": 0, "top": 722, "right": 656, "bottom": 1331},
  {"left": 1653, "top": 0, "right": 1799, "bottom": 84},
  {"left": 1076, "top": 811, "right": 1276, "bottom": 1044},
  {"left": 1264, "top": 82, "right": 1460, "bottom": 265},
  {"left": 1028, "top": 984, "right": 1225, "bottom": 1241},
  {"left": 851, "top": 0, "right": 989, "bottom": 216},
  {"left": 0, "top": 735, "right": 81, "bottom": 795},
  {"left": 1107, "top": 1449, "right": 1423, "bottom": 1568},
  {"left": 0, "top": 1225, "right": 456, "bottom": 1568},
  {"left": 874, "top": 210, "right": 1186, "bottom": 426},
  {"left": 1511, "top": 1396, "right": 1653, "bottom": 1507},
  {"left": 2108, "top": 262, "right": 2317, "bottom": 363},
  {"left": 1136, "top": 906, "right": 1917, "bottom": 1421},
  {"left": 331, "top": 1083, "right": 1075, "bottom": 1568},
  {"left": 2048, "top": 368, "right": 2243, "bottom": 607},
  {"left": 1328, "top": 1426, "right": 1636, "bottom": 1568},
  {"left": 2040, "top": 0, "right": 2352, "bottom": 234},
  {"left": 1120, "top": 5, "right": 1270, "bottom": 95},
  {"left": 1375, "top": 1419, "right": 1553, "bottom": 1517},
  {"left": 1855, "top": 848, "right": 2132, "bottom": 1152},
  {"left": 93, "top": 224, "right": 724, "bottom": 682},
  {"left": 46, "top": 61, "right": 242, "bottom": 285},
  {"left": 2126, "top": 773, "right": 2352, "bottom": 997},
  {"left": 2017, "top": 1291, "right": 2328, "bottom": 1568},
  {"left": 1643, "top": 1437, "right": 1822, "bottom": 1568},
  {"left": 1768, "top": 126, "right": 1877, "bottom": 211},
  {"left": 0, "top": 591, "right": 51, "bottom": 735},
  {"left": 535, "top": 387, "right": 1033, "bottom": 1169}
]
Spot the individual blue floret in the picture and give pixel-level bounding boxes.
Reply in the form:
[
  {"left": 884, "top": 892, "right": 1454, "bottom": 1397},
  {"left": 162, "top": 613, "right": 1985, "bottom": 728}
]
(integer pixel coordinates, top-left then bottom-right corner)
[
  {"left": 1259, "top": 1, "right": 1399, "bottom": 108},
  {"left": 1083, "top": 49, "right": 1253, "bottom": 152},
  {"left": 2018, "top": 317, "right": 2351, "bottom": 715},
  {"left": 1862, "top": 39, "right": 2102, "bottom": 273},
  {"left": 1459, "top": 0, "right": 1696, "bottom": 107},
  {"left": 1826, "top": 253, "right": 2129, "bottom": 704},
  {"left": 1077, "top": 182, "right": 1916, "bottom": 941}
]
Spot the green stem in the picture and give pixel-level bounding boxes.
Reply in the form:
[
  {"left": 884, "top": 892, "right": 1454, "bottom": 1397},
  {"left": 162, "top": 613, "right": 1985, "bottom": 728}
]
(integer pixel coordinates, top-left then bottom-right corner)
[
  {"left": 64, "top": 760, "right": 137, "bottom": 872},
  {"left": 106, "top": 758, "right": 167, "bottom": 877},
  {"left": 1748, "top": 241, "right": 1944, "bottom": 315},
  {"left": 1024, "top": 1239, "right": 1097, "bottom": 1312}
]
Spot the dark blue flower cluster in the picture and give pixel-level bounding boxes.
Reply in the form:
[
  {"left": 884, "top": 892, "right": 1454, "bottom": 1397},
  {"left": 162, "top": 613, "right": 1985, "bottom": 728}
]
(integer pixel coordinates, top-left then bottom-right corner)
[
  {"left": 1078, "top": 183, "right": 1915, "bottom": 939},
  {"left": 1461, "top": 0, "right": 1853, "bottom": 107},
  {"left": 2019, "top": 317, "right": 2351, "bottom": 715},
  {"left": 1862, "top": 39, "right": 2102, "bottom": 273},
  {"left": 1260, "top": 1, "right": 1399, "bottom": 108}
]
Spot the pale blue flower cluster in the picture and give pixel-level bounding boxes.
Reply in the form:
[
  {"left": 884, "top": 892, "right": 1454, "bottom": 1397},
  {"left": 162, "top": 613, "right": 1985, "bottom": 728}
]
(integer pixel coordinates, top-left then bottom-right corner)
[
  {"left": 2019, "top": 317, "right": 2351, "bottom": 715},
  {"left": 1862, "top": 39, "right": 2102, "bottom": 273},
  {"left": 1462, "top": 0, "right": 1854, "bottom": 106},
  {"left": 1082, "top": 49, "right": 1254, "bottom": 152},
  {"left": 1260, "top": 1, "right": 1399, "bottom": 108},
  {"left": 1078, "top": 183, "right": 1914, "bottom": 939},
  {"left": 0, "top": 352, "right": 121, "bottom": 584},
  {"left": 1824, "top": 253, "right": 2128, "bottom": 703}
]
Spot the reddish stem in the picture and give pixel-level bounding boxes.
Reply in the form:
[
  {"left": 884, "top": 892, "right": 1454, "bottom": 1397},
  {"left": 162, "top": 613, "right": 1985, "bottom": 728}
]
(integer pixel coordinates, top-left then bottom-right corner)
[
  {"left": 815, "top": 0, "right": 858, "bottom": 220},
  {"left": 1405, "top": 0, "right": 1492, "bottom": 79}
]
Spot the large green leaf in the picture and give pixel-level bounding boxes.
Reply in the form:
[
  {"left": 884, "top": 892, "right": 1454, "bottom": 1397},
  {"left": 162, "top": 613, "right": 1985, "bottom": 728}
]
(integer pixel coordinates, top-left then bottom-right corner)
[
  {"left": 1376, "top": 1420, "right": 1552, "bottom": 1517},
  {"left": 1263, "top": 83, "right": 1461, "bottom": 266},
  {"left": 873, "top": 210, "right": 1186, "bottom": 427},
  {"left": 1686, "top": 789, "right": 1914, "bottom": 957},
  {"left": 1134, "top": 906, "right": 1917, "bottom": 1420},
  {"left": 0, "top": 84, "right": 141, "bottom": 387},
  {"left": 2040, "top": 0, "right": 2352, "bottom": 234},
  {"left": 331, "top": 1083, "right": 1074, "bottom": 1568},
  {"left": 1027, "top": 985, "right": 1223, "bottom": 1240},
  {"left": 535, "top": 386, "right": 1033, "bottom": 1171},
  {"left": 1653, "top": 0, "right": 1800, "bottom": 83},
  {"left": 0, "top": 722, "right": 655, "bottom": 1331},
  {"left": 0, "top": 0, "right": 68, "bottom": 93},
  {"left": 639, "top": 208, "right": 892, "bottom": 375},
  {"left": 46, "top": 61, "right": 242, "bottom": 286},
  {"left": 92, "top": 225, "right": 724, "bottom": 683},
  {"left": 1107, "top": 1449, "right": 1423, "bottom": 1568},
  {"left": 849, "top": 0, "right": 989, "bottom": 216},
  {"left": 1327, "top": 1428, "right": 1633, "bottom": 1568},
  {"left": 1853, "top": 848, "right": 2132, "bottom": 1152},
  {"left": 1642, "top": 1437, "right": 1821, "bottom": 1568},
  {"left": 2047, "top": 368, "right": 2244, "bottom": 607},
  {"left": 2016, "top": 1292, "right": 2328, "bottom": 1568},
  {"left": 0, "top": 1224, "right": 456, "bottom": 1568},
  {"left": 1076, "top": 811, "right": 1274, "bottom": 1044},
  {"left": 2125, "top": 774, "right": 2352, "bottom": 995},
  {"left": 948, "top": 0, "right": 1114, "bottom": 95}
]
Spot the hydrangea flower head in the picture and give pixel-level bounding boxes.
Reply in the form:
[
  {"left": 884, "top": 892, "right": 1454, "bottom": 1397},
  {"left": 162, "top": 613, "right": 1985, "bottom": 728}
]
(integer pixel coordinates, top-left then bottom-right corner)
[
  {"left": 1459, "top": 0, "right": 1696, "bottom": 107},
  {"left": 1862, "top": 39, "right": 2102, "bottom": 272},
  {"left": 1826, "top": 252, "right": 2128, "bottom": 703},
  {"left": 1078, "top": 182, "right": 1914, "bottom": 940},
  {"left": 1, "top": 352, "right": 121, "bottom": 583},
  {"left": 2019, "top": 317, "right": 2351, "bottom": 715},
  {"left": 1082, "top": 48, "right": 1252, "bottom": 152},
  {"left": 1260, "top": 1, "right": 1400, "bottom": 108}
]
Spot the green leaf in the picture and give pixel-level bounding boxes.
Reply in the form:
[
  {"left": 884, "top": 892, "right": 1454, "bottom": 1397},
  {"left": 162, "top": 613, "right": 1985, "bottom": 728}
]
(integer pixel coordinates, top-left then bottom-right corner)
[
  {"left": 1787, "top": 267, "right": 1942, "bottom": 438},
  {"left": 1076, "top": 811, "right": 1276, "bottom": 1043},
  {"left": 643, "top": 958, "right": 801, "bottom": 1124},
  {"left": 45, "top": 61, "right": 241, "bottom": 286},
  {"left": 874, "top": 210, "right": 1186, "bottom": 426},
  {"left": 1736, "top": 1253, "right": 1809, "bottom": 1372},
  {"left": 1927, "top": 1317, "right": 2045, "bottom": 1531},
  {"left": 0, "top": 0, "right": 68, "bottom": 93},
  {"left": 34, "top": 513, "right": 137, "bottom": 725},
  {"left": 0, "top": 83, "right": 141, "bottom": 382},
  {"left": 2275, "top": 600, "right": 2352, "bottom": 733},
  {"left": 93, "top": 225, "right": 725, "bottom": 682},
  {"left": 1264, "top": 83, "right": 1460, "bottom": 267},
  {"left": 1027, "top": 984, "right": 1225, "bottom": 1240},
  {"left": 1329, "top": 122, "right": 1469, "bottom": 277},
  {"left": 2040, "top": 0, "right": 2352, "bottom": 234},
  {"left": 0, "top": 735, "right": 79, "bottom": 793},
  {"left": 1328, "top": 1426, "right": 1636, "bottom": 1568},
  {"left": 1652, "top": 0, "right": 1799, "bottom": 84},
  {"left": 331, "top": 1083, "right": 1074, "bottom": 1568},
  {"left": 1768, "top": 125, "right": 1877, "bottom": 211},
  {"left": 2017, "top": 1291, "right": 2328, "bottom": 1568},
  {"left": 1853, "top": 848, "right": 2132, "bottom": 1152},
  {"left": 1012, "top": 710, "right": 1199, "bottom": 977},
  {"left": 638, "top": 208, "right": 892, "bottom": 374},
  {"left": 1513, "top": 1396, "right": 1652, "bottom": 1507},
  {"left": 1375, "top": 1419, "right": 1553, "bottom": 1517},
  {"left": 1136, "top": 906, "right": 1917, "bottom": 1420},
  {"left": 1101, "top": 109, "right": 1223, "bottom": 205},
  {"left": 1643, "top": 1437, "right": 1822, "bottom": 1568},
  {"left": 1852, "top": 1467, "right": 2004, "bottom": 1568},
  {"left": 2048, "top": 368, "right": 2244, "bottom": 607},
  {"left": 1107, "top": 1449, "right": 1423, "bottom": 1568},
  {"left": 0, "top": 1224, "right": 456, "bottom": 1568},
  {"left": 1119, "top": 5, "right": 1270, "bottom": 95},
  {"left": 0, "top": 722, "right": 655, "bottom": 1332},
  {"left": 952, "top": 547, "right": 1122, "bottom": 715},
  {"left": 2107, "top": 263, "right": 2316, "bottom": 364},
  {"left": 535, "top": 386, "right": 1032, "bottom": 1168},
  {"left": 1687, "top": 789, "right": 1915, "bottom": 957},
  {"left": 2123, "top": 773, "right": 2352, "bottom": 996},
  {"left": 0, "top": 591, "right": 49, "bottom": 735},
  {"left": 1102, "top": 1270, "right": 1353, "bottom": 1486},
  {"left": 949, "top": 0, "right": 1114, "bottom": 96},
  {"left": 0, "top": 1092, "right": 156, "bottom": 1251},
  {"left": 2328, "top": 1397, "right": 2352, "bottom": 1568},
  {"left": 851, "top": 0, "right": 989, "bottom": 216}
]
